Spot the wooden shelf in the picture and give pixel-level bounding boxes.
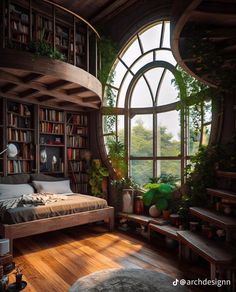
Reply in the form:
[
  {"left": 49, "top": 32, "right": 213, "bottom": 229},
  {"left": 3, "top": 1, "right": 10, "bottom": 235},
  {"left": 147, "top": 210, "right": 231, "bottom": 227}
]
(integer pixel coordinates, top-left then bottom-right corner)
[
  {"left": 177, "top": 230, "right": 235, "bottom": 264},
  {"left": 40, "top": 144, "right": 64, "bottom": 147},
  {"left": 8, "top": 111, "right": 31, "bottom": 118},
  {"left": 8, "top": 126, "right": 34, "bottom": 131},
  {"left": 118, "top": 212, "right": 150, "bottom": 226},
  {"left": 207, "top": 188, "right": 236, "bottom": 203},
  {"left": 8, "top": 140, "right": 32, "bottom": 144},
  {"left": 40, "top": 132, "right": 64, "bottom": 136},
  {"left": 40, "top": 120, "right": 64, "bottom": 124},
  {"left": 149, "top": 223, "right": 179, "bottom": 241},
  {"left": 190, "top": 207, "right": 236, "bottom": 230},
  {"left": 216, "top": 171, "right": 236, "bottom": 179}
]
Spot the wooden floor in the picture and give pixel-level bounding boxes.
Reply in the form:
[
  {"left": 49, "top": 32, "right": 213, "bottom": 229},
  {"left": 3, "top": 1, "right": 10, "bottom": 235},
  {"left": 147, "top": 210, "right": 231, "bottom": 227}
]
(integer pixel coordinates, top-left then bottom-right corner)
[{"left": 10, "top": 225, "right": 210, "bottom": 292}]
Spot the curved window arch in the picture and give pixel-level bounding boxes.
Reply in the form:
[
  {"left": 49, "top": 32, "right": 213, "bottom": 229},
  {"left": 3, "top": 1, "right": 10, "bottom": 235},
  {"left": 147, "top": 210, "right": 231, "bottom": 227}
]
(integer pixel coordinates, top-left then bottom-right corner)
[{"left": 102, "top": 20, "right": 212, "bottom": 186}]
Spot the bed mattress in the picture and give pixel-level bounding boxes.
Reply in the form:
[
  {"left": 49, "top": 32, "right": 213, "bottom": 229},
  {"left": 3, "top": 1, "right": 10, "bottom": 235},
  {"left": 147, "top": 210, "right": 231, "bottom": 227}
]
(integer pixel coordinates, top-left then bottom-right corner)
[{"left": 1, "top": 194, "right": 108, "bottom": 224}]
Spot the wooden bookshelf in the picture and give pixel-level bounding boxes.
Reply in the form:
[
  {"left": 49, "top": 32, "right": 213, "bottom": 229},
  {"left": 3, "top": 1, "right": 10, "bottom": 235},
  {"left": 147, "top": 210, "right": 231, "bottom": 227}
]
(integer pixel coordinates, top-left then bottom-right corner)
[
  {"left": 66, "top": 112, "right": 89, "bottom": 193},
  {"left": 39, "top": 107, "right": 65, "bottom": 174},
  {"left": 6, "top": 100, "right": 35, "bottom": 174},
  {"left": 0, "top": 98, "right": 4, "bottom": 176}
]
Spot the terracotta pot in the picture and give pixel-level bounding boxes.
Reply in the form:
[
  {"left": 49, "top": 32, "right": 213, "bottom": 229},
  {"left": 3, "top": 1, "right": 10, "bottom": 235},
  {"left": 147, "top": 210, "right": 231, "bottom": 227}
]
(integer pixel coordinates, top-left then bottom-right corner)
[{"left": 162, "top": 210, "right": 171, "bottom": 220}]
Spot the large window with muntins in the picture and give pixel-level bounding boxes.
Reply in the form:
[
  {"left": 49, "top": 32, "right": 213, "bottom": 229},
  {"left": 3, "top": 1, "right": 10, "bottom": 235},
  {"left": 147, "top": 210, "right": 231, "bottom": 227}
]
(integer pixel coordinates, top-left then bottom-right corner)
[{"left": 102, "top": 21, "right": 212, "bottom": 187}]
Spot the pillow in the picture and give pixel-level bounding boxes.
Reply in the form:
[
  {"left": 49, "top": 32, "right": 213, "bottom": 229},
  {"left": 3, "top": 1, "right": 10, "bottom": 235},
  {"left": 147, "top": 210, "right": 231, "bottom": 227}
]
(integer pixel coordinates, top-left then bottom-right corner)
[
  {"left": 0, "top": 184, "right": 35, "bottom": 200},
  {"left": 30, "top": 174, "right": 67, "bottom": 182},
  {"left": 0, "top": 174, "right": 30, "bottom": 184},
  {"left": 32, "top": 180, "right": 72, "bottom": 194}
]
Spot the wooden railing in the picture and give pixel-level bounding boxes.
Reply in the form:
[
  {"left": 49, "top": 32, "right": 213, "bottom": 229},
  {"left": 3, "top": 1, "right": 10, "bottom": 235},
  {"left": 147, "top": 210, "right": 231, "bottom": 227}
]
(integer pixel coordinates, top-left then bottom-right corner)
[{"left": 0, "top": 0, "right": 100, "bottom": 77}]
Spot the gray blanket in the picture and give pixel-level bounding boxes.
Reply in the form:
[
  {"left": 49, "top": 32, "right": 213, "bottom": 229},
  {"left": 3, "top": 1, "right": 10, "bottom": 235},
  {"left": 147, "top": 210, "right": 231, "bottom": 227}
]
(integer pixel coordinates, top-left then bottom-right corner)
[{"left": 0, "top": 193, "right": 68, "bottom": 219}]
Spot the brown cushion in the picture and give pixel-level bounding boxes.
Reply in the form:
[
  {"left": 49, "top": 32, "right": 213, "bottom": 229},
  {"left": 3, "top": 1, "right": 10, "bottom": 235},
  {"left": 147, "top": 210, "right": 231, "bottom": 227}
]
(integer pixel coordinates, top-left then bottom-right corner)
[
  {"left": 0, "top": 174, "right": 30, "bottom": 184},
  {"left": 30, "top": 173, "right": 67, "bottom": 181}
]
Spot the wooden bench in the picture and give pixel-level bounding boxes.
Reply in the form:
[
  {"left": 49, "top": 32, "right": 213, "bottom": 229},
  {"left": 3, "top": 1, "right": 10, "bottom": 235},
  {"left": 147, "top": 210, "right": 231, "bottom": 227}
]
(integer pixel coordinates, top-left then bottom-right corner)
[
  {"left": 177, "top": 230, "right": 236, "bottom": 279},
  {"left": 148, "top": 223, "right": 179, "bottom": 241}
]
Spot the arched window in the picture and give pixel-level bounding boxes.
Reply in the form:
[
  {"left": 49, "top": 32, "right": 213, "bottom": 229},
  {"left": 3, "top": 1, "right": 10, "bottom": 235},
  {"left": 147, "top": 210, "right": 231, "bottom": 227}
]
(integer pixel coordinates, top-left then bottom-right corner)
[{"left": 102, "top": 21, "right": 212, "bottom": 187}]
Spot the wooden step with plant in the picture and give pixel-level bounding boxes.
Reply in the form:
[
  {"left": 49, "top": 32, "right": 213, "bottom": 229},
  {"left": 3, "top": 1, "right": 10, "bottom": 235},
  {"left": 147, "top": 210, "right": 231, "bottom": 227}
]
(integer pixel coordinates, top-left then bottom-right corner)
[
  {"left": 177, "top": 230, "right": 236, "bottom": 279},
  {"left": 190, "top": 207, "right": 236, "bottom": 231},
  {"left": 207, "top": 188, "right": 236, "bottom": 203}
]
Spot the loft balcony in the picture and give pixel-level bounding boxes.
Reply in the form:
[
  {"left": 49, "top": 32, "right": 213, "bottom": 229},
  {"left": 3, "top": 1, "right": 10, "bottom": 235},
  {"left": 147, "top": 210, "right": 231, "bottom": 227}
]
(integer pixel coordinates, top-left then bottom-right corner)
[{"left": 0, "top": 0, "right": 102, "bottom": 110}]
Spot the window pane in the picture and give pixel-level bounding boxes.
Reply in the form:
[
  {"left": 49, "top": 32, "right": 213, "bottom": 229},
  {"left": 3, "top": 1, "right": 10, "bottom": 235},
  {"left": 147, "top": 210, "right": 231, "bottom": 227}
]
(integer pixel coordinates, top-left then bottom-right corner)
[
  {"left": 204, "top": 100, "right": 212, "bottom": 124},
  {"left": 103, "top": 115, "right": 116, "bottom": 134},
  {"left": 131, "top": 160, "right": 153, "bottom": 187},
  {"left": 155, "top": 49, "right": 176, "bottom": 66},
  {"left": 131, "top": 114, "right": 153, "bottom": 157},
  {"left": 131, "top": 76, "right": 153, "bottom": 108},
  {"left": 202, "top": 124, "right": 211, "bottom": 146},
  {"left": 113, "top": 61, "right": 127, "bottom": 88},
  {"left": 131, "top": 52, "right": 153, "bottom": 74},
  {"left": 117, "top": 115, "right": 125, "bottom": 144},
  {"left": 121, "top": 38, "right": 141, "bottom": 67},
  {"left": 188, "top": 106, "right": 201, "bottom": 156},
  {"left": 103, "top": 86, "right": 117, "bottom": 107},
  {"left": 157, "top": 69, "right": 179, "bottom": 106},
  {"left": 117, "top": 72, "right": 133, "bottom": 108},
  {"left": 144, "top": 67, "right": 164, "bottom": 98},
  {"left": 162, "top": 22, "right": 170, "bottom": 48},
  {"left": 139, "top": 23, "right": 162, "bottom": 52},
  {"left": 157, "top": 111, "right": 181, "bottom": 156},
  {"left": 156, "top": 160, "right": 181, "bottom": 181}
]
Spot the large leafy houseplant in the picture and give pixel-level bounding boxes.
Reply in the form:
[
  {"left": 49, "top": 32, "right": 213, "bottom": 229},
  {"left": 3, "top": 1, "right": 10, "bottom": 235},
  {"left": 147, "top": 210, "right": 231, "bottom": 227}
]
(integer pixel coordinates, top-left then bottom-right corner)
[
  {"left": 107, "top": 140, "right": 127, "bottom": 179},
  {"left": 143, "top": 183, "right": 175, "bottom": 211}
]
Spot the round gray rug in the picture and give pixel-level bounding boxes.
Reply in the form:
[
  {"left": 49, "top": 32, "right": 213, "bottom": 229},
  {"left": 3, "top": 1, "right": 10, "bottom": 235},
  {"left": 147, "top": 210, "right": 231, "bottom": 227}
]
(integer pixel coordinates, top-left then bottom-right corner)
[{"left": 69, "top": 268, "right": 188, "bottom": 292}]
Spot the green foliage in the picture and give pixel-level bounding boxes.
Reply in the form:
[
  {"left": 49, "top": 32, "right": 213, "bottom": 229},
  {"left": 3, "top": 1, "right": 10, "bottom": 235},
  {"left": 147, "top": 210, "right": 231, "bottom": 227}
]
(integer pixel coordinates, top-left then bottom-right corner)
[
  {"left": 143, "top": 183, "right": 175, "bottom": 211},
  {"left": 111, "top": 177, "right": 139, "bottom": 192},
  {"left": 107, "top": 139, "right": 127, "bottom": 179},
  {"left": 28, "top": 29, "right": 65, "bottom": 61},
  {"left": 87, "top": 160, "right": 109, "bottom": 198},
  {"left": 149, "top": 174, "right": 179, "bottom": 187},
  {"left": 98, "top": 36, "right": 118, "bottom": 86}
]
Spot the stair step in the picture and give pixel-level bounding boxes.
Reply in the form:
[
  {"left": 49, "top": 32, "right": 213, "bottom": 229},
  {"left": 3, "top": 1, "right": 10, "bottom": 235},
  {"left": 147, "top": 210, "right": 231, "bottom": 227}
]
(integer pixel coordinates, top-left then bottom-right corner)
[
  {"left": 216, "top": 170, "right": 236, "bottom": 179},
  {"left": 207, "top": 188, "right": 236, "bottom": 202},
  {"left": 149, "top": 223, "right": 179, "bottom": 240},
  {"left": 177, "top": 230, "right": 235, "bottom": 264},
  {"left": 190, "top": 207, "right": 236, "bottom": 230}
]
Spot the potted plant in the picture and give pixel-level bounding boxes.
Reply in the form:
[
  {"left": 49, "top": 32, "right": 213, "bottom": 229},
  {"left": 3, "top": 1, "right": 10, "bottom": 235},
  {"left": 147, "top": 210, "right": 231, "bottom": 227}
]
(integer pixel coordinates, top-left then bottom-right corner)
[
  {"left": 107, "top": 140, "right": 127, "bottom": 179},
  {"left": 143, "top": 182, "right": 176, "bottom": 218}
]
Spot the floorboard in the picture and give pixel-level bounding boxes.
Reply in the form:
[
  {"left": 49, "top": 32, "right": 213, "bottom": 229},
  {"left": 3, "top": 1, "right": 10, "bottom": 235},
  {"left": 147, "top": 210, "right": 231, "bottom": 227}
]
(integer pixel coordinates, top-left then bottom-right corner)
[{"left": 8, "top": 225, "right": 211, "bottom": 292}]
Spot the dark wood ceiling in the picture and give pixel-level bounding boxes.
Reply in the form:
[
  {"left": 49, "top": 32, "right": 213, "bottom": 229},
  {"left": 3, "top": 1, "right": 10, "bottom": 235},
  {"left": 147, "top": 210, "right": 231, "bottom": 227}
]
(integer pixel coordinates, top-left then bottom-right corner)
[{"left": 53, "top": 0, "right": 135, "bottom": 22}]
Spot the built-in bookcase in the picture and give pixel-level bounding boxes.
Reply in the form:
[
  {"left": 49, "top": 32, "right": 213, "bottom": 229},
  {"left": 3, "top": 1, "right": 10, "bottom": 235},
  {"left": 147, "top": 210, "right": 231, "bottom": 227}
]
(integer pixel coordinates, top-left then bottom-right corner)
[
  {"left": 66, "top": 113, "right": 89, "bottom": 193},
  {"left": 39, "top": 107, "right": 65, "bottom": 174},
  {"left": 6, "top": 100, "right": 35, "bottom": 174},
  {"left": 0, "top": 97, "right": 91, "bottom": 191}
]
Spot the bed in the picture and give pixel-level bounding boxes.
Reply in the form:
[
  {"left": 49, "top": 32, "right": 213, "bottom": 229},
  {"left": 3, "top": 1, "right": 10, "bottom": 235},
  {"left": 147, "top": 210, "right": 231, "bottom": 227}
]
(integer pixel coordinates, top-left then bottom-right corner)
[{"left": 0, "top": 174, "right": 114, "bottom": 253}]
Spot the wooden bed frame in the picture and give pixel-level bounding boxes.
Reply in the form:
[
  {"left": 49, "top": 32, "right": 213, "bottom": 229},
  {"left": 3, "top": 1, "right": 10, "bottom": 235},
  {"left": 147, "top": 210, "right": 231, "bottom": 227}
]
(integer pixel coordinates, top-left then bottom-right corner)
[{"left": 0, "top": 206, "right": 114, "bottom": 254}]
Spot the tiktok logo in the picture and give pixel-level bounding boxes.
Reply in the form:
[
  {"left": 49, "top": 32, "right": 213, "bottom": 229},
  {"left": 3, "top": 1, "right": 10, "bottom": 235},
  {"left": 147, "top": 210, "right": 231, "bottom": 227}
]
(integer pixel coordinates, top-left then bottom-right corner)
[{"left": 173, "top": 279, "right": 179, "bottom": 286}]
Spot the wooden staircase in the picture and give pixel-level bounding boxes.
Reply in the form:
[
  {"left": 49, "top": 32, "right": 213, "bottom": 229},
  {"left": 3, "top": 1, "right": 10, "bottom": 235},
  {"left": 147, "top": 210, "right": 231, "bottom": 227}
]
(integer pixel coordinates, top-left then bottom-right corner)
[{"left": 178, "top": 171, "right": 236, "bottom": 285}]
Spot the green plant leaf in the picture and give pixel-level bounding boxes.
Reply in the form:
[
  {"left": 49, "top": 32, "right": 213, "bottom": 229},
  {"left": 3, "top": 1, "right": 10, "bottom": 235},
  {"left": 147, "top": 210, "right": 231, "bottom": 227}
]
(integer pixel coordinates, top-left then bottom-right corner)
[
  {"left": 143, "top": 189, "right": 156, "bottom": 206},
  {"left": 156, "top": 198, "right": 168, "bottom": 211}
]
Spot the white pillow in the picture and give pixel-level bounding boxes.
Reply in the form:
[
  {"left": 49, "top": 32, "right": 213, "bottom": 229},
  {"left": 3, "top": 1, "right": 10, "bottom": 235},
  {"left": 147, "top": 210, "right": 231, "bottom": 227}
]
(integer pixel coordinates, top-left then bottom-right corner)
[
  {"left": 32, "top": 180, "right": 72, "bottom": 194},
  {"left": 0, "top": 184, "right": 35, "bottom": 200}
]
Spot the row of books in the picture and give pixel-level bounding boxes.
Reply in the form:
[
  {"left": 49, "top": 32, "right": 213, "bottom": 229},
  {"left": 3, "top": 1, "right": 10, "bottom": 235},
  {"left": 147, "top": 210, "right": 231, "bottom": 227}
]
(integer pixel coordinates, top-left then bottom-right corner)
[
  {"left": 8, "top": 114, "right": 32, "bottom": 128},
  {"left": 67, "top": 148, "right": 80, "bottom": 161},
  {"left": 75, "top": 183, "right": 88, "bottom": 194},
  {"left": 68, "top": 114, "right": 88, "bottom": 125},
  {"left": 66, "top": 125, "right": 88, "bottom": 135},
  {"left": 7, "top": 160, "right": 32, "bottom": 174},
  {"left": 8, "top": 103, "right": 30, "bottom": 116},
  {"left": 36, "top": 15, "right": 53, "bottom": 31},
  {"left": 40, "top": 122, "right": 64, "bottom": 134},
  {"left": 40, "top": 109, "right": 64, "bottom": 122},
  {"left": 73, "top": 173, "right": 89, "bottom": 183},
  {"left": 69, "top": 161, "right": 85, "bottom": 172},
  {"left": 16, "top": 144, "right": 33, "bottom": 160},
  {"left": 8, "top": 129, "right": 32, "bottom": 143},
  {"left": 11, "top": 20, "right": 29, "bottom": 34},
  {"left": 67, "top": 136, "right": 87, "bottom": 148}
]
